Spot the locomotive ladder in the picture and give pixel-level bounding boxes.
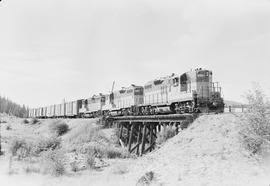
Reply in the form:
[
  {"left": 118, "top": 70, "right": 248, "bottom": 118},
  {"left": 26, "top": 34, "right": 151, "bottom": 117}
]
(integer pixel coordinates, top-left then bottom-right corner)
[{"left": 106, "top": 114, "right": 195, "bottom": 155}]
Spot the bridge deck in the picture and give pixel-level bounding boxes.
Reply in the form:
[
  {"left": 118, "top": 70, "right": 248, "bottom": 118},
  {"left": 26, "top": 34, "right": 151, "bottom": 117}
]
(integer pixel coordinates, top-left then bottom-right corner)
[{"left": 107, "top": 114, "right": 194, "bottom": 123}]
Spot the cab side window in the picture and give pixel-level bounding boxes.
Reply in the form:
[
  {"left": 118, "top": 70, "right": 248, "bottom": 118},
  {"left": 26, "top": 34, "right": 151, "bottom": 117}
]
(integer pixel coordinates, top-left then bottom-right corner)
[
  {"left": 173, "top": 77, "right": 179, "bottom": 87},
  {"left": 180, "top": 74, "right": 188, "bottom": 92}
]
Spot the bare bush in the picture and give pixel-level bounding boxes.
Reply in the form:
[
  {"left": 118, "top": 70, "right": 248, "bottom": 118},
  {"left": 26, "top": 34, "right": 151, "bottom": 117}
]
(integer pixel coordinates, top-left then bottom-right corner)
[
  {"left": 49, "top": 120, "right": 69, "bottom": 136},
  {"left": 241, "top": 84, "right": 270, "bottom": 155}
]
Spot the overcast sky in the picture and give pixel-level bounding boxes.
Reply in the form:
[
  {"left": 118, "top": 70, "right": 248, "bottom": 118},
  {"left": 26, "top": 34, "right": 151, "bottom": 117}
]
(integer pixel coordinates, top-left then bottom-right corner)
[{"left": 0, "top": 0, "right": 270, "bottom": 108}]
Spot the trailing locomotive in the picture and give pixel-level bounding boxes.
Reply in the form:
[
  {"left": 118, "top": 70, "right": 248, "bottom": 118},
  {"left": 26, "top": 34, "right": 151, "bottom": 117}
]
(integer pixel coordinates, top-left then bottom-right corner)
[{"left": 29, "top": 68, "right": 224, "bottom": 118}]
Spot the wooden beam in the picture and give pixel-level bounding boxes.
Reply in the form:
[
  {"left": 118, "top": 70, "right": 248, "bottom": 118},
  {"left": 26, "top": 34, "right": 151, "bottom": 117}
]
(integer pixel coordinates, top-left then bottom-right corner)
[
  {"left": 136, "top": 124, "right": 142, "bottom": 155},
  {"left": 144, "top": 142, "right": 155, "bottom": 153},
  {"left": 140, "top": 123, "right": 147, "bottom": 156},
  {"left": 149, "top": 125, "right": 153, "bottom": 152},
  {"left": 119, "top": 123, "right": 124, "bottom": 139},
  {"left": 130, "top": 143, "right": 140, "bottom": 153},
  {"left": 175, "top": 122, "right": 179, "bottom": 135},
  {"left": 126, "top": 123, "right": 130, "bottom": 145},
  {"left": 128, "top": 123, "right": 135, "bottom": 152},
  {"left": 119, "top": 138, "right": 125, "bottom": 148}
]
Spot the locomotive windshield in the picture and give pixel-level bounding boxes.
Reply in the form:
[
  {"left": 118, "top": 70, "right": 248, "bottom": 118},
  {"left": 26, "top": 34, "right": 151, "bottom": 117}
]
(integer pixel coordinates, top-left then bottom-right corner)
[
  {"left": 134, "top": 87, "right": 143, "bottom": 95},
  {"left": 197, "top": 70, "right": 211, "bottom": 82}
]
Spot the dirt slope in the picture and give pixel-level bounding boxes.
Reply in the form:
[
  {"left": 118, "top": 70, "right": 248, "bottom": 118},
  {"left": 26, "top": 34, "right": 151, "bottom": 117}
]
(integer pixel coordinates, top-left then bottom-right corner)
[
  {"left": 126, "top": 114, "right": 270, "bottom": 186},
  {"left": 1, "top": 114, "right": 270, "bottom": 186}
]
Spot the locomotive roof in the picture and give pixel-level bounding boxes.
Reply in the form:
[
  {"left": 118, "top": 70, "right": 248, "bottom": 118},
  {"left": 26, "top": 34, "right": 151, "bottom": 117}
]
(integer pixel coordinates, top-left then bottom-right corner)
[
  {"left": 144, "top": 68, "right": 211, "bottom": 86},
  {"left": 144, "top": 73, "right": 179, "bottom": 86}
]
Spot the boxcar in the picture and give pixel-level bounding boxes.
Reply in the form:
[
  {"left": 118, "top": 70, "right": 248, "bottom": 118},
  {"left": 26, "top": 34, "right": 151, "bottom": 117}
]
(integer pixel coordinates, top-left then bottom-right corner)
[
  {"left": 41, "top": 107, "right": 47, "bottom": 118},
  {"left": 55, "top": 104, "right": 61, "bottom": 117},
  {"left": 60, "top": 103, "right": 66, "bottom": 117},
  {"left": 65, "top": 100, "right": 82, "bottom": 117},
  {"left": 46, "top": 105, "right": 55, "bottom": 118}
]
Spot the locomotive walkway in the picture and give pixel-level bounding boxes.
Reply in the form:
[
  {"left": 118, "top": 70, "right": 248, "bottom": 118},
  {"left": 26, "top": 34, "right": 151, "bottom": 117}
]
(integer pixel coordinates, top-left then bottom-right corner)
[{"left": 106, "top": 114, "right": 195, "bottom": 155}]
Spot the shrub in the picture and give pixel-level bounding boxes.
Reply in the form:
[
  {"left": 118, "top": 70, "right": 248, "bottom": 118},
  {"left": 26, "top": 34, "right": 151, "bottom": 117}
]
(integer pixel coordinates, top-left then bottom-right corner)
[
  {"left": 70, "top": 161, "right": 80, "bottom": 172},
  {"left": 32, "top": 137, "right": 61, "bottom": 155},
  {"left": 29, "top": 118, "right": 39, "bottom": 125},
  {"left": 86, "top": 152, "right": 96, "bottom": 169},
  {"left": 84, "top": 144, "right": 130, "bottom": 159},
  {"left": 241, "top": 84, "right": 270, "bottom": 155},
  {"left": 49, "top": 120, "right": 69, "bottom": 136},
  {"left": 66, "top": 124, "right": 112, "bottom": 149},
  {"left": 9, "top": 138, "right": 32, "bottom": 159},
  {"left": 156, "top": 126, "right": 176, "bottom": 145},
  {"left": 137, "top": 171, "right": 155, "bottom": 186},
  {"left": 22, "top": 119, "right": 29, "bottom": 124},
  {"left": 43, "top": 150, "right": 65, "bottom": 176},
  {"left": 23, "top": 165, "right": 41, "bottom": 174},
  {"left": 6, "top": 125, "right": 11, "bottom": 130}
]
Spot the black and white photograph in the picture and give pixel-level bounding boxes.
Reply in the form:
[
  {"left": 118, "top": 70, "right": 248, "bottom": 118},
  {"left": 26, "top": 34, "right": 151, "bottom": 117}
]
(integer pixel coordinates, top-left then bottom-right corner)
[{"left": 0, "top": 0, "right": 270, "bottom": 185}]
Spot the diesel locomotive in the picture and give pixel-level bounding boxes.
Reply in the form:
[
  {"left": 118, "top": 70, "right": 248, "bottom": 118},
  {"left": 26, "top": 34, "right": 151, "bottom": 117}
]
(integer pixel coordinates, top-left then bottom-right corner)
[{"left": 28, "top": 68, "right": 224, "bottom": 118}]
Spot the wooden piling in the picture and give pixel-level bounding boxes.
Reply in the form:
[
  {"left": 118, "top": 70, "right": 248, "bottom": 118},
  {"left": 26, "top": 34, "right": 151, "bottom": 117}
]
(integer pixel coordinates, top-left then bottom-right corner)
[
  {"left": 128, "top": 123, "right": 134, "bottom": 152},
  {"left": 136, "top": 124, "right": 142, "bottom": 155},
  {"left": 141, "top": 123, "right": 147, "bottom": 155}
]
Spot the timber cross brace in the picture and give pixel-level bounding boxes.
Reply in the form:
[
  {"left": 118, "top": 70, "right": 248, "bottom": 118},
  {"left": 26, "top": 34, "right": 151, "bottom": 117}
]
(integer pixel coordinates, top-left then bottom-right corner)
[{"left": 106, "top": 114, "right": 195, "bottom": 155}]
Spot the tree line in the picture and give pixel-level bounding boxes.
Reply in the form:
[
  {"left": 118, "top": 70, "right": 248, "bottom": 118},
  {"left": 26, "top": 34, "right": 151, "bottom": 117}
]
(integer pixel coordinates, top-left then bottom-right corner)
[{"left": 0, "top": 96, "right": 28, "bottom": 118}]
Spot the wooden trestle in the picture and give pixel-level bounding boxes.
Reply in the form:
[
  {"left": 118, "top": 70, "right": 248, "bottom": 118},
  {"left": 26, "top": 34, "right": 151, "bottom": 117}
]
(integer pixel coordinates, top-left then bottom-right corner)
[{"left": 106, "top": 114, "right": 194, "bottom": 155}]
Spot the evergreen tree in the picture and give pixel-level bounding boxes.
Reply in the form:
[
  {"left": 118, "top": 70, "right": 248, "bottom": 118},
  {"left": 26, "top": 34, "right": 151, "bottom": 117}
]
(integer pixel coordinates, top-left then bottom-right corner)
[{"left": 0, "top": 96, "right": 28, "bottom": 117}]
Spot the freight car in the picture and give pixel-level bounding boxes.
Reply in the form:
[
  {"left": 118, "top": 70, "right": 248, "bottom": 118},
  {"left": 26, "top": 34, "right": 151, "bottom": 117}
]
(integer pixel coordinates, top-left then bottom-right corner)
[{"left": 29, "top": 68, "right": 224, "bottom": 118}]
